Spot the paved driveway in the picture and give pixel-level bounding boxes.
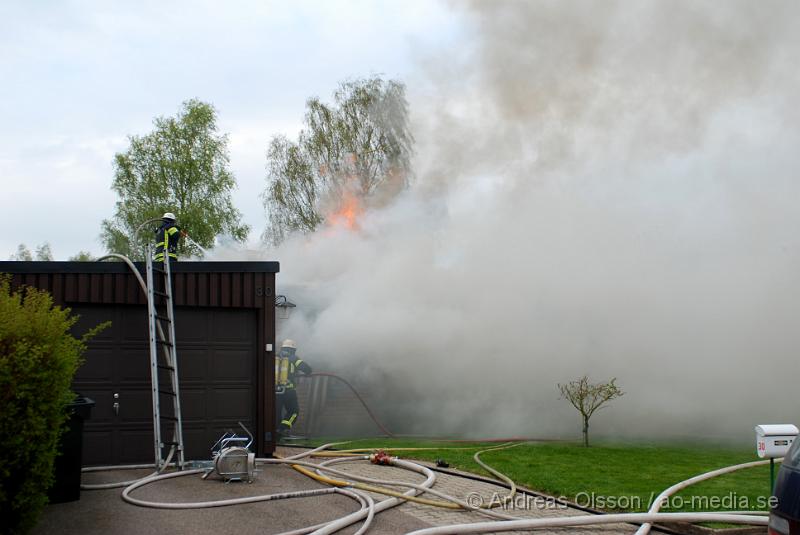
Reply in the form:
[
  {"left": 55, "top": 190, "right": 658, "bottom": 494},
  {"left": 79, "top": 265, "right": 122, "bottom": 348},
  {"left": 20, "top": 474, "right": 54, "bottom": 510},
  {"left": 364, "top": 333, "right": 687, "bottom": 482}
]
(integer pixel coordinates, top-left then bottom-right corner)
[{"left": 33, "top": 447, "right": 681, "bottom": 535}]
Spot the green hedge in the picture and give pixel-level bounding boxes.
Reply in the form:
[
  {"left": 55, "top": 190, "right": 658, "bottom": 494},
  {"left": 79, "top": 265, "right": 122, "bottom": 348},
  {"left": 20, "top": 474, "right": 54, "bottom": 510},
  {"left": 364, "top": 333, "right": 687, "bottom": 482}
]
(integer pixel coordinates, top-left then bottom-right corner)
[{"left": 0, "top": 276, "right": 107, "bottom": 534}]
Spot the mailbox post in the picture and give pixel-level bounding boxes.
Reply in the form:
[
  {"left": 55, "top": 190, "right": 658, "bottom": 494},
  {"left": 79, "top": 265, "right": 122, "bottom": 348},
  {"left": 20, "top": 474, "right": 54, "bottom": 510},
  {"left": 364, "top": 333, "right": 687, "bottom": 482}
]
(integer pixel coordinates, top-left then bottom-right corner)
[{"left": 755, "top": 424, "right": 798, "bottom": 493}]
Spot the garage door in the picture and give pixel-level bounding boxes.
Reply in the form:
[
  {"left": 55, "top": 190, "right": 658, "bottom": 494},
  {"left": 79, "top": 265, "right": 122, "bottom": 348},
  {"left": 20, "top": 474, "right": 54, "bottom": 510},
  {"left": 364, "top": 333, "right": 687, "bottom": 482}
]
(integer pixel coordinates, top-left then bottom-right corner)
[{"left": 71, "top": 305, "right": 257, "bottom": 466}]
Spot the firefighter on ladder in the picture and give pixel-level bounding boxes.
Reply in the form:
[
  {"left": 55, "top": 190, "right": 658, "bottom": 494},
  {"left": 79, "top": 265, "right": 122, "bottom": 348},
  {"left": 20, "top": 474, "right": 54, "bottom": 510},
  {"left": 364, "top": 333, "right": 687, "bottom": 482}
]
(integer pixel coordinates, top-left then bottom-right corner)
[
  {"left": 153, "top": 212, "right": 186, "bottom": 262},
  {"left": 275, "top": 339, "right": 312, "bottom": 439}
]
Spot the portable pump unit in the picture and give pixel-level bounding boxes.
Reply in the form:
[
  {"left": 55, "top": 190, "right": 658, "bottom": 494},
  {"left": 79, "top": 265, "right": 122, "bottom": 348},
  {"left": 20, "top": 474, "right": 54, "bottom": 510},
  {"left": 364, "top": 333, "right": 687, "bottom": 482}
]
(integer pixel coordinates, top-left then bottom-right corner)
[{"left": 202, "top": 422, "right": 256, "bottom": 483}]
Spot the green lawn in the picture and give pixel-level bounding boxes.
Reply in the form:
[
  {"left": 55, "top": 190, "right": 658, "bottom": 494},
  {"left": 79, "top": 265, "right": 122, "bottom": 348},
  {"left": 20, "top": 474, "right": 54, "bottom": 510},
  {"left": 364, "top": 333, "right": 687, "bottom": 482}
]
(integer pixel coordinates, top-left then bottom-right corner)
[{"left": 289, "top": 438, "right": 777, "bottom": 513}]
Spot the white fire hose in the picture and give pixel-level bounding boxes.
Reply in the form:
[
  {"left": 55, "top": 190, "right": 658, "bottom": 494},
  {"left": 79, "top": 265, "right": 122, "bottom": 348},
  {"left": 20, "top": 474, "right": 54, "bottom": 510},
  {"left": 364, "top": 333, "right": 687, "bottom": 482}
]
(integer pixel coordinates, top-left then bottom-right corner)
[
  {"left": 295, "top": 454, "right": 769, "bottom": 534},
  {"left": 115, "top": 443, "right": 428, "bottom": 535},
  {"left": 89, "top": 232, "right": 773, "bottom": 532},
  {"left": 403, "top": 512, "right": 767, "bottom": 534},
  {"left": 82, "top": 440, "right": 773, "bottom": 535},
  {"left": 634, "top": 457, "right": 777, "bottom": 535},
  {"left": 403, "top": 456, "right": 776, "bottom": 535}
]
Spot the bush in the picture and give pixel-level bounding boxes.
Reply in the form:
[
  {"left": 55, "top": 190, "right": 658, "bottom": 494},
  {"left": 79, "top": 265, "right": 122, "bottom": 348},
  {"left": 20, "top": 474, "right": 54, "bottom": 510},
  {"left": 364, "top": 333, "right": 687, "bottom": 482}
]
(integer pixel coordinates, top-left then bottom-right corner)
[{"left": 0, "top": 276, "right": 107, "bottom": 534}]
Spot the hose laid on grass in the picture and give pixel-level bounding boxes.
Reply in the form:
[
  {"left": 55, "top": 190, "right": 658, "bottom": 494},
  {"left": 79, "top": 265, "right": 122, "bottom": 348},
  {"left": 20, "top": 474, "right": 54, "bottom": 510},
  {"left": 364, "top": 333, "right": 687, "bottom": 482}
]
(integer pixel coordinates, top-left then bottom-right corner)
[
  {"left": 97, "top": 439, "right": 773, "bottom": 535},
  {"left": 292, "top": 445, "right": 774, "bottom": 534},
  {"left": 403, "top": 512, "right": 767, "bottom": 534},
  {"left": 397, "top": 453, "right": 774, "bottom": 535},
  {"left": 315, "top": 442, "right": 516, "bottom": 454},
  {"left": 633, "top": 457, "right": 779, "bottom": 535},
  {"left": 115, "top": 455, "right": 767, "bottom": 535},
  {"left": 472, "top": 442, "right": 521, "bottom": 505}
]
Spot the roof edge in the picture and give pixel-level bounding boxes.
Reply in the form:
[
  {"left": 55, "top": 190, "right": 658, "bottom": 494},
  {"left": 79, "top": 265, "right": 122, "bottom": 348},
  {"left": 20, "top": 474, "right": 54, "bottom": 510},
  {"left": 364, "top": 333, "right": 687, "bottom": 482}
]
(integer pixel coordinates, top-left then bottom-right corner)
[{"left": 0, "top": 261, "right": 280, "bottom": 274}]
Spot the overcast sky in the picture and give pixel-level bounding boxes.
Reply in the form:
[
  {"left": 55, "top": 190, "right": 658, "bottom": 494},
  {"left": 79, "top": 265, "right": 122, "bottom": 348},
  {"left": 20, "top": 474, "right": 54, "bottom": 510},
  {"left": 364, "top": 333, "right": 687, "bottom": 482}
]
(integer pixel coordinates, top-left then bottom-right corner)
[{"left": 0, "top": 0, "right": 461, "bottom": 259}]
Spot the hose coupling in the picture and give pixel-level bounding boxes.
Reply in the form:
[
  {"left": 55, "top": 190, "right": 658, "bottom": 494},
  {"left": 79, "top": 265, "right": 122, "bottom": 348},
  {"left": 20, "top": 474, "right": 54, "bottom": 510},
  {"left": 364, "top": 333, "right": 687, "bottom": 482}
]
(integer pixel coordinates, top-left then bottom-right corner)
[{"left": 369, "top": 450, "right": 394, "bottom": 466}]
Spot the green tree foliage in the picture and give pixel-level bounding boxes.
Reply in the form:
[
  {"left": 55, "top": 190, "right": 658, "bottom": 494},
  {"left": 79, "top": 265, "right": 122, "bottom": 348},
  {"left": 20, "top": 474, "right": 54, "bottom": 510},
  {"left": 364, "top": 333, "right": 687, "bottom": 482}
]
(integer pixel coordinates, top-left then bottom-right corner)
[
  {"left": 101, "top": 99, "right": 250, "bottom": 259},
  {"left": 9, "top": 245, "right": 32, "bottom": 261},
  {"left": 262, "top": 76, "right": 413, "bottom": 244},
  {"left": 0, "top": 277, "right": 107, "bottom": 534},
  {"left": 33, "top": 244, "right": 53, "bottom": 261},
  {"left": 558, "top": 376, "right": 625, "bottom": 447},
  {"left": 67, "top": 251, "right": 94, "bottom": 261},
  {"left": 9, "top": 244, "right": 52, "bottom": 261}
]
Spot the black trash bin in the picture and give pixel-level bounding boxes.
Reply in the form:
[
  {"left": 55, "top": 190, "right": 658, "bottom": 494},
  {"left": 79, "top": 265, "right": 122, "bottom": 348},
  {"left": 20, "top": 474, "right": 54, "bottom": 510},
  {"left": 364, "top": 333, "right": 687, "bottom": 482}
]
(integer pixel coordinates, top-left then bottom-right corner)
[{"left": 48, "top": 396, "right": 95, "bottom": 503}]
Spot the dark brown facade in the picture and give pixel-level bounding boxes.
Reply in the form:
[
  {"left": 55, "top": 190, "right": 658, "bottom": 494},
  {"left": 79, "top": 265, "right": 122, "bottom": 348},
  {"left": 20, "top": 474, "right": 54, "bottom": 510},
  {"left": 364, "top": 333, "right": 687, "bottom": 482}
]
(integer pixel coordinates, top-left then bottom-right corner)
[{"left": 0, "top": 261, "right": 280, "bottom": 462}]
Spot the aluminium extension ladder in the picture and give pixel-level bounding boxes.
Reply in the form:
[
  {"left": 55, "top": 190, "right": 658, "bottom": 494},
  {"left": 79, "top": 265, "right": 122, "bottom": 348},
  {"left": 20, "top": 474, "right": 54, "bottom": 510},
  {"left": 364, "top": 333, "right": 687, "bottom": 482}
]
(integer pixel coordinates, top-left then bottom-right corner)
[{"left": 145, "top": 248, "right": 185, "bottom": 470}]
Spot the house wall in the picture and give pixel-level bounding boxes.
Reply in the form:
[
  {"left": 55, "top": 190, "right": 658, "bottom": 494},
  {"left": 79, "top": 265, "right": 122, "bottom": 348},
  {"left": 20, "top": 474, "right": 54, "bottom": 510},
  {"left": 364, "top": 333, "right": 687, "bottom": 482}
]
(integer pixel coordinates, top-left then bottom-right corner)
[{"left": 0, "top": 261, "right": 280, "bottom": 458}]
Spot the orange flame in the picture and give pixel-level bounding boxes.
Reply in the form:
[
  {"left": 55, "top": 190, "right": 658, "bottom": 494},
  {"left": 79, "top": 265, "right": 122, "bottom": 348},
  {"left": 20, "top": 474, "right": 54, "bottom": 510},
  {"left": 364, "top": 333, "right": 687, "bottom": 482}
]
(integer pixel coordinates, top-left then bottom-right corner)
[
  {"left": 321, "top": 155, "right": 366, "bottom": 231},
  {"left": 327, "top": 189, "right": 363, "bottom": 230}
]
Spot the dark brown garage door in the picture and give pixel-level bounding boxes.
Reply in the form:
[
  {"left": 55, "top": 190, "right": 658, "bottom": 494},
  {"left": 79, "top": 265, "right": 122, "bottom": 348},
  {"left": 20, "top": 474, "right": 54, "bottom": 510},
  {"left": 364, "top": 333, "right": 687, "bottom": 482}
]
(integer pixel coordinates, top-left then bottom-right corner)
[{"left": 71, "top": 305, "right": 257, "bottom": 466}]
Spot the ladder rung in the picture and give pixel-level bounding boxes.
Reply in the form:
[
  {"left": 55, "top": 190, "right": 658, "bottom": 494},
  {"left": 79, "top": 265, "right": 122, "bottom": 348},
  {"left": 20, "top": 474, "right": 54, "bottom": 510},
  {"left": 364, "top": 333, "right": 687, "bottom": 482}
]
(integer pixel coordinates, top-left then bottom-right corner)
[
  {"left": 155, "top": 315, "right": 171, "bottom": 323},
  {"left": 155, "top": 339, "right": 173, "bottom": 347},
  {"left": 160, "top": 415, "right": 179, "bottom": 421},
  {"left": 157, "top": 364, "right": 175, "bottom": 371},
  {"left": 158, "top": 389, "right": 177, "bottom": 396},
  {"left": 152, "top": 290, "right": 171, "bottom": 298},
  {"left": 162, "top": 441, "right": 181, "bottom": 446}
]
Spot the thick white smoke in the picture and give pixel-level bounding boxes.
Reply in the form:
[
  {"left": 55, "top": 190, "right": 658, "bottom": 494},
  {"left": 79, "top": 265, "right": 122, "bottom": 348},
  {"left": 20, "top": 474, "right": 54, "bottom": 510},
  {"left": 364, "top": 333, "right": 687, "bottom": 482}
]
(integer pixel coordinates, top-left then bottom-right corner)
[{"left": 246, "top": 1, "right": 800, "bottom": 441}]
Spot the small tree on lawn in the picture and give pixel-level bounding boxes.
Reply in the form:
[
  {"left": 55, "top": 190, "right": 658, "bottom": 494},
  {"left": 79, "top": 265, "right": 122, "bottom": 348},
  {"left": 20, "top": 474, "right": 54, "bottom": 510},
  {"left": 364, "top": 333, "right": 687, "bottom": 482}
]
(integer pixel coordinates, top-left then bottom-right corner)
[{"left": 558, "top": 375, "right": 624, "bottom": 447}]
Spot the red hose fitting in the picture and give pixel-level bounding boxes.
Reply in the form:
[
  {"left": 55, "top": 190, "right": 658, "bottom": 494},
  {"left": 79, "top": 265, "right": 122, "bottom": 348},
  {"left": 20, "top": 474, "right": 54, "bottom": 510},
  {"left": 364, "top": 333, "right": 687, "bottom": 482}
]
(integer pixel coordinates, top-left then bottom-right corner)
[{"left": 369, "top": 450, "right": 393, "bottom": 465}]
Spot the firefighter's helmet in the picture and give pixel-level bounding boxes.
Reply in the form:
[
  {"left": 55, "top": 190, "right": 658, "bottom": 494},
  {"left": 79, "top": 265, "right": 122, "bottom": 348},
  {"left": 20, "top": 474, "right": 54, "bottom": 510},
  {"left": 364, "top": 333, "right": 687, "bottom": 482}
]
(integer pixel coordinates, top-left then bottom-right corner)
[
  {"left": 281, "top": 339, "right": 297, "bottom": 349},
  {"left": 162, "top": 212, "right": 176, "bottom": 221}
]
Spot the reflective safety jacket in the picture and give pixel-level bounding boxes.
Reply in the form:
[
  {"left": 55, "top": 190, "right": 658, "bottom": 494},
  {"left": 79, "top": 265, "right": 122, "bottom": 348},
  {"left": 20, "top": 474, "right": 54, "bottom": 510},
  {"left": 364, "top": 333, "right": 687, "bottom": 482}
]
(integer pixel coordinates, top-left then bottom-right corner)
[
  {"left": 275, "top": 347, "right": 312, "bottom": 391},
  {"left": 154, "top": 220, "right": 181, "bottom": 261}
]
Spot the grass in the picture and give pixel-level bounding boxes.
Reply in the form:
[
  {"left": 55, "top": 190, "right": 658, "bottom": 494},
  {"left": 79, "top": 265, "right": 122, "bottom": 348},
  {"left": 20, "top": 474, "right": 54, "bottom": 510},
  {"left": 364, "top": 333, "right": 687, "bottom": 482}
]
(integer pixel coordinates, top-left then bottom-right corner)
[{"left": 288, "top": 437, "right": 777, "bottom": 514}]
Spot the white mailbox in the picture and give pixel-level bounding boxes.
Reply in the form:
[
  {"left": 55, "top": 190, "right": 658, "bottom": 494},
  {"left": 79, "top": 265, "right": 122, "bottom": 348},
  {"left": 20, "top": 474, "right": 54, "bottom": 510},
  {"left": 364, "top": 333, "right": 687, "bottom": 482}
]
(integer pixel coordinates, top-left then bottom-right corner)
[{"left": 755, "top": 424, "right": 798, "bottom": 458}]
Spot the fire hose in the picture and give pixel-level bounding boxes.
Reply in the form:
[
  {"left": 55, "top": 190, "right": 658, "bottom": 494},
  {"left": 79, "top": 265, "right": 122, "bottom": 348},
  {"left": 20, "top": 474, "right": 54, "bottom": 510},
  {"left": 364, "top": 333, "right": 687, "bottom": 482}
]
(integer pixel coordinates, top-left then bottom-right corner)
[
  {"left": 117, "top": 442, "right": 430, "bottom": 535},
  {"left": 305, "top": 372, "right": 395, "bottom": 437},
  {"left": 403, "top": 512, "right": 767, "bottom": 534},
  {"left": 106, "top": 441, "right": 771, "bottom": 535},
  {"left": 116, "top": 443, "right": 518, "bottom": 515},
  {"left": 271, "top": 449, "right": 769, "bottom": 534},
  {"left": 281, "top": 451, "right": 769, "bottom": 534},
  {"left": 633, "top": 457, "right": 777, "bottom": 535},
  {"left": 301, "top": 372, "right": 554, "bottom": 444},
  {"left": 105, "top": 441, "right": 526, "bottom": 535},
  {"left": 89, "top": 254, "right": 770, "bottom": 532},
  {"left": 298, "top": 442, "right": 520, "bottom": 509}
]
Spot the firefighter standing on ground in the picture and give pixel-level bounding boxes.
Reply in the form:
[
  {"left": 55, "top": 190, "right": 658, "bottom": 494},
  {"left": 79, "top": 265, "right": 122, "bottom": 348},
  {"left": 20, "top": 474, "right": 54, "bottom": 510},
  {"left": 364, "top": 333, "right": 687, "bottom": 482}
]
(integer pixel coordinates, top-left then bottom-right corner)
[
  {"left": 153, "top": 212, "right": 186, "bottom": 262},
  {"left": 275, "top": 339, "right": 312, "bottom": 438}
]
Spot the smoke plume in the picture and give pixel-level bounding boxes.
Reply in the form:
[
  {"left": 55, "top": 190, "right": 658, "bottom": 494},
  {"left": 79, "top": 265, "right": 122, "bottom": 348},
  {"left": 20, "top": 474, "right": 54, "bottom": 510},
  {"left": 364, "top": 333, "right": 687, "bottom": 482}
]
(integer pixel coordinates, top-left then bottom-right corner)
[{"left": 253, "top": 1, "right": 800, "bottom": 441}]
